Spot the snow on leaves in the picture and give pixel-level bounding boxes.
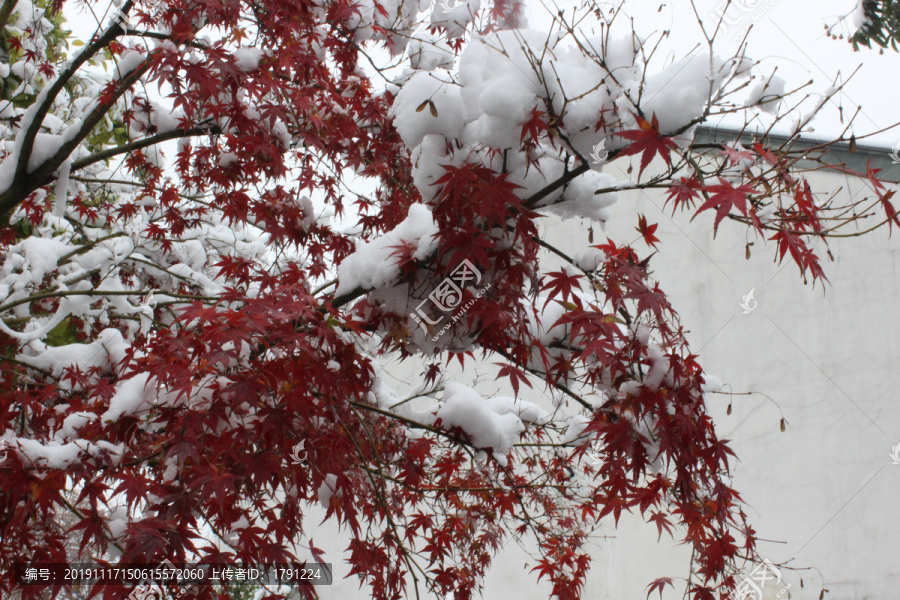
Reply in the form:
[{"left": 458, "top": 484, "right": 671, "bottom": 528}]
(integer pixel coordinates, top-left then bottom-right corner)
[{"left": 0, "top": 1, "right": 895, "bottom": 600}]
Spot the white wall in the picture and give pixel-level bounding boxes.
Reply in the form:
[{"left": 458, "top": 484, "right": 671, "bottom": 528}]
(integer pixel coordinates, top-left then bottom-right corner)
[{"left": 521, "top": 157, "right": 900, "bottom": 599}]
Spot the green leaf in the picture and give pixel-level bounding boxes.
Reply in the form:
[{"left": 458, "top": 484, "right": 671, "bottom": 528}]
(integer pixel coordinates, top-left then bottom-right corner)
[{"left": 44, "top": 317, "right": 80, "bottom": 347}]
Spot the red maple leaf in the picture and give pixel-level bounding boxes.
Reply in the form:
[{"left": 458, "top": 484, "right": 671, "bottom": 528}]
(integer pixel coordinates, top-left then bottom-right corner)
[
  {"left": 520, "top": 107, "right": 549, "bottom": 143},
  {"left": 720, "top": 143, "right": 754, "bottom": 165},
  {"left": 880, "top": 189, "right": 900, "bottom": 232},
  {"left": 665, "top": 176, "right": 701, "bottom": 213},
  {"left": 495, "top": 363, "right": 533, "bottom": 397},
  {"left": 540, "top": 269, "right": 584, "bottom": 307},
  {"left": 753, "top": 142, "right": 779, "bottom": 165},
  {"left": 770, "top": 227, "right": 829, "bottom": 283},
  {"left": 615, "top": 113, "right": 679, "bottom": 174},
  {"left": 635, "top": 214, "right": 660, "bottom": 248},
  {"left": 864, "top": 161, "right": 900, "bottom": 232},
  {"left": 693, "top": 178, "right": 757, "bottom": 233},
  {"left": 647, "top": 577, "right": 674, "bottom": 599}
]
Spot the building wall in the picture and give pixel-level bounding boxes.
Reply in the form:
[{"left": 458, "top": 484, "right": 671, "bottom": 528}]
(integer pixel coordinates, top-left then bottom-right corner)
[{"left": 509, "top": 154, "right": 900, "bottom": 600}]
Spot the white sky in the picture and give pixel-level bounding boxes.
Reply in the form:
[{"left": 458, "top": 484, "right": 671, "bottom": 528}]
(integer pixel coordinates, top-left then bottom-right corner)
[{"left": 526, "top": 0, "right": 900, "bottom": 147}]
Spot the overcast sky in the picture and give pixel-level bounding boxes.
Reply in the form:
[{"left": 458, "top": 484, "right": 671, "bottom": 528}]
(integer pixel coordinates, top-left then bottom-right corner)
[{"left": 526, "top": 0, "right": 900, "bottom": 148}]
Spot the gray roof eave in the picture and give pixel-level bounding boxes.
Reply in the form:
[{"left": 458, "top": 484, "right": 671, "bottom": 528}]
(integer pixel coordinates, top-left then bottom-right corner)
[{"left": 692, "top": 125, "right": 900, "bottom": 183}]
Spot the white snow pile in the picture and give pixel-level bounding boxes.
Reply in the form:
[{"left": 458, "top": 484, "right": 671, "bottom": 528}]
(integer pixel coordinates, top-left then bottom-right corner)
[
  {"left": 335, "top": 203, "right": 438, "bottom": 297},
  {"left": 430, "top": 0, "right": 481, "bottom": 42},
  {"left": 114, "top": 50, "right": 147, "bottom": 79},
  {"left": 2, "top": 435, "right": 124, "bottom": 469},
  {"left": 344, "top": 0, "right": 421, "bottom": 53},
  {"left": 233, "top": 47, "right": 265, "bottom": 72},
  {"left": 371, "top": 377, "right": 548, "bottom": 467},
  {"left": 407, "top": 32, "right": 457, "bottom": 71},
  {"left": 389, "top": 29, "right": 755, "bottom": 225},
  {"left": 436, "top": 382, "right": 543, "bottom": 466},
  {"left": 101, "top": 372, "right": 156, "bottom": 422},
  {"left": 852, "top": 0, "right": 871, "bottom": 30},
  {"left": 16, "top": 328, "right": 129, "bottom": 383},
  {"left": 744, "top": 73, "right": 786, "bottom": 114}
]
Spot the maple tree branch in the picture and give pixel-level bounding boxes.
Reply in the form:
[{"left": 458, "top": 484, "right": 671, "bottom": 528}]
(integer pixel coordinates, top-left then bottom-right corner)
[
  {"left": 329, "top": 152, "right": 630, "bottom": 309},
  {"left": 0, "top": 289, "right": 219, "bottom": 315},
  {"left": 59, "top": 493, "right": 126, "bottom": 556},
  {"left": 523, "top": 161, "right": 590, "bottom": 208},
  {"left": 492, "top": 347, "right": 595, "bottom": 412},
  {"left": 124, "top": 29, "right": 209, "bottom": 50},
  {"left": 70, "top": 123, "right": 220, "bottom": 173},
  {"left": 0, "top": 61, "right": 151, "bottom": 225},
  {"left": 55, "top": 232, "right": 129, "bottom": 266},
  {"left": 344, "top": 404, "right": 426, "bottom": 600},
  {"left": 349, "top": 400, "right": 473, "bottom": 448},
  {"left": 0, "top": 354, "right": 54, "bottom": 378},
  {"left": 0, "top": 0, "right": 19, "bottom": 33},
  {"left": 357, "top": 463, "right": 562, "bottom": 494},
  {"left": 12, "top": 4, "right": 132, "bottom": 191}
]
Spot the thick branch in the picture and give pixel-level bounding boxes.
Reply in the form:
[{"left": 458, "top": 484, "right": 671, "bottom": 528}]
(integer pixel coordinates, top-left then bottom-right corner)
[
  {"left": 13, "top": 3, "right": 132, "bottom": 187},
  {"left": 70, "top": 124, "right": 218, "bottom": 172},
  {"left": 0, "top": 64, "right": 151, "bottom": 224}
]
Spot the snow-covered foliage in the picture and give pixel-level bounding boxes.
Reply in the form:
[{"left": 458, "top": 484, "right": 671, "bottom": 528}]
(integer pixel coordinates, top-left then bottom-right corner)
[{"left": 0, "top": 1, "right": 895, "bottom": 599}]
